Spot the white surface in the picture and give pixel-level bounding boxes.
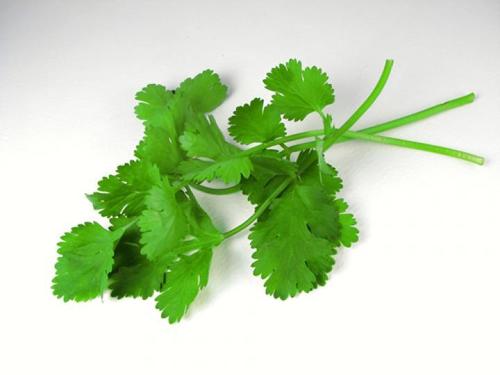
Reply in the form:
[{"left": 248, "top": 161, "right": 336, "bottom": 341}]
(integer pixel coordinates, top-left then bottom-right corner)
[{"left": 1, "top": 0, "right": 499, "bottom": 374}]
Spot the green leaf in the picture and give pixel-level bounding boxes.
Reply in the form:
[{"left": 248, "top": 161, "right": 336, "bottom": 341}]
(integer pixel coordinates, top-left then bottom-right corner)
[
  {"left": 180, "top": 114, "right": 235, "bottom": 158},
  {"left": 241, "top": 154, "right": 297, "bottom": 205},
  {"left": 179, "top": 114, "right": 252, "bottom": 184},
  {"left": 87, "top": 161, "right": 162, "bottom": 218},
  {"left": 298, "top": 150, "right": 343, "bottom": 195},
  {"left": 264, "top": 59, "right": 334, "bottom": 121},
  {"left": 135, "top": 84, "right": 175, "bottom": 128},
  {"left": 138, "top": 178, "right": 189, "bottom": 260},
  {"left": 177, "top": 70, "right": 227, "bottom": 113},
  {"left": 109, "top": 217, "right": 143, "bottom": 271},
  {"left": 134, "top": 124, "right": 183, "bottom": 174},
  {"left": 110, "top": 259, "right": 167, "bottom": 299},
  {"left": 107, "top": 218, "right": 166, "bottom": 299},
  {"left": 228, "top": 98, "right": 286, "bottom": 144},
  {"left": 250, "top": 175, "right": 341, "bottom": 299},
  {"left": 156, "top": 249, "right": 212, "bottom": 323},
  {"left": 181, "top": 194, "right": 224, "bottom": 244},
  {"left": 52, "top": 222, "right": 121, "bottom": 301},
  {"left": 334, "top": 199, "right": 359, "bottom": 248},
  {"left": 177, "top": 159, "right": 252, "bottom": 185}
]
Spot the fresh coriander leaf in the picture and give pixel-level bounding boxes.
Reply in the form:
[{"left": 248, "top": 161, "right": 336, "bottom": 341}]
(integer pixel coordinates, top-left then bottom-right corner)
[
  {"left": 240, "top": 154, "right": 297, "bottom": 205},
  {"left": 264, "top": 59, "right": 334, "bottom": 121},
  {"left": 178, "top": 114, "right": 252, "bottom": 183},
  {"left": 87, "top": 161, "right": 161, "bottom": 218},
  {"left": 109, "top": 217, "right": 144, "bottom": 271},
  {"left": 298, "top": 150, "right": 343, "bottom": 195},
  {"left": 156, "top": 248, "right": 212, "bottom": 323},
  {"left": 228, "top": 98, "right": 286, "bottom": 144},
  {"left": 177, "top": 158, "right": 252, "bottom": 185},
  {"left": 108, "top": 217, "right": 167, "bottom": 299},
  {"left": 250, "top": 191, "right": 335, "bottom": 299},
  {"left": 181, "top": 193, "right": 224, "bottom": 244},
  {"left": 110, "top": 258, "right": 167, "bottom": 299},
  {"left": 138, "top": 177, "right": 188, "bottom": 260},
  {"left": 180, "top": 114, "right": 236, "bottom": 158},
  {"left": 250, "top": 175, "right": 341, "bottom": 299},
  {"left": 134, "top": 124, "right": 183, "bottom": 174},
  {"left": 334, "top": 199, "right": 359, "bottom": 247},
  {"left": 52, "top": 222, "right": 122, "bottom": 301},
  {"left": 177, "top": 70, "right": 228, "bottom": 113},
  {"left": 135, "top": 84, "right": 175, "bottom": 128}
]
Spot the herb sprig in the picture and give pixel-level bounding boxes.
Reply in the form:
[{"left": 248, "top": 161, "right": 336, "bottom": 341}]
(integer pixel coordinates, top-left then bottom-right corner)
[{"left": 52, "top": 59, "right": 484, "bottom": 323}]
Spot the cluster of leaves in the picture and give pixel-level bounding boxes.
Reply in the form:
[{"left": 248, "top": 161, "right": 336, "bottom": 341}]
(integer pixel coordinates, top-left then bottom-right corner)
[{"left": 52, "top": 59, "right": 358, "bottom": 323}]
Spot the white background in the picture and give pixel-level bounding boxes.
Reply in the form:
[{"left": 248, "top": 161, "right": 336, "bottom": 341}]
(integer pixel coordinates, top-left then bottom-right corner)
[{"left": 1, "top": 0, "right": 499, "bottom": 374}]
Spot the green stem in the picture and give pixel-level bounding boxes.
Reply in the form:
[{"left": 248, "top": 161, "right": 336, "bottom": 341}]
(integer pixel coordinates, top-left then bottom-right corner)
[
  {"left": 354, "top": 92, "right": 476, "bottom": 136},
  {"left": 191, "top": 183, "right": 241, "bottom": 195},
  {"left": 286, "top": 92, "right": 477, "bottom": 153},
  {"left": 284, "top": 129, "right": 484, "bottom": 165},
  {"left": 325, "top": 59, "right": 394, "bottom": 148},
  {"left": 236, "top": 130, "right": 325, "bottom": 157},
  {"left": 343, "top": 131, "right": 484, "bottom": 165},
  {"left": 222, "top": 177, "right": 291, "bottom": 238}
]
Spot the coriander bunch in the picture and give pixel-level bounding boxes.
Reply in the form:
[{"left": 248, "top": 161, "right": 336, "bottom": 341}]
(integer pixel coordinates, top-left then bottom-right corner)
[{"left": 52, "top": 59, "right": 484, "bottom": 323}]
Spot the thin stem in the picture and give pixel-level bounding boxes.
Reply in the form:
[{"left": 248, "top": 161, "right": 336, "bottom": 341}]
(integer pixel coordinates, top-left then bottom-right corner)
[
  {"left": 285, "top": 92, "right": 476, "bottom": 153},
  {"left": 343, "top": 131, "right": 484, "bottom": 165},
  {"left": 236, "top": 130, "right": 325, "bottom": 157},
  {"left": 354, "top": 92, "right": 475, "bottom": 136},
  {"left": 191, "top": 183, "right": 241, "bottom": 195},
  {"left": 324, "top": 59, "right": 394, "bottom": 149},
  {"left": 222, "top": 177, "right": 291, "bottom": 238}
]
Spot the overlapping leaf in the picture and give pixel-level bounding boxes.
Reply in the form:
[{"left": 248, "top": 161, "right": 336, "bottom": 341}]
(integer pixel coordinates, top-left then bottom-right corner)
[
  {"left": 138, "top": 177, "right": 189, "bottom": 260},
  {"left": 87, "top": 161, "right": 161, "bottom": 218},
  {"left": 250, "top": 182, "right": 339, "bottom": 299},
  {"left": 178, "top": 114, "right": 252, "bottom": 183},
  {"left": 240, "top": 152, "right": 297, "bottom": 205},
  {"left": 108, "top": 218, "right": 167, "bottom": 299}
]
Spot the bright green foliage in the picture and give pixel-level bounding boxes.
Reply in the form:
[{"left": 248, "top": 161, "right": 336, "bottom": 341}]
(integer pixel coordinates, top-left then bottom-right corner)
[
  {"left": 249, "top": 156, "right": 344, "bottom": 298},
  {"left": 177, "top": 70, "right": 228, "bottom": 113},
  {"left": 229, "top": 98, "right": 286, "bottom": 144},
  {"left": 135, "top": 125, "right": 183, "bottom": 174},
  {"left": 68, "top": 59, "right": 488, "bottom": 325},
  {"left": 108, "top": 218, "right": 167, "bottom": 299},
  {"left": 110, "top": 259, "right": 167, "bottom": 299},
  {"left": 53, "top": 222, "right": 122, "bottom": 301},
  {"left": 135, "top": 84, "right": 175, "bottom": 128},
  {"left": 87, "top": 161, "right": 161, "bottom": 218},
  {"left": 240, "top": 153, "right": 297, "bottom": 205},
  {"left": 179, "top": 114, "right": 252, "bottom": 183},
  {"left": 334, "top": 199, "right": 359, "bottom": 247},
  {"left": 181, "top": 195, "right": 224, "bottom": 245},
  {"left": 156, "top": 249, "right": 212, "bottom": 323},
  {"left": 138, "top": 177, "right": 189, "bottom": 260},
  {"left": 264, "top": 59, "right": 334, "bottom": 121},
  {"left": 54, "top": 59, "right": 358, "bottom": 324}
]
